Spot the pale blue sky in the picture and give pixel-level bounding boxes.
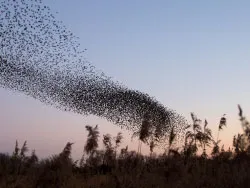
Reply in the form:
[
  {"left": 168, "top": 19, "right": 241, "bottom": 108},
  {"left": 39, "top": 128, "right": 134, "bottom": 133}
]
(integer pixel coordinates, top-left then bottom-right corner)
[{"left": 1, "top": 0, "right": 250, "bottom": 158}]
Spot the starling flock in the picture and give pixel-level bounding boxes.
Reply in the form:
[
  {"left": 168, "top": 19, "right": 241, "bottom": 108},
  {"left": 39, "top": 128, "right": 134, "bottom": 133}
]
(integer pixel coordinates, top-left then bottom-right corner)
[{"left": 0, "top": 0, "right": 187, "bottom": 145}]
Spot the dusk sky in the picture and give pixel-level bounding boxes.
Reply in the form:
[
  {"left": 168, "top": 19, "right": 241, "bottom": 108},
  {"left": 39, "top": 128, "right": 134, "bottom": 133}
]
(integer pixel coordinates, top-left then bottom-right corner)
[{"left": 1, "top": 0, "right": 250, "bottom": 159}]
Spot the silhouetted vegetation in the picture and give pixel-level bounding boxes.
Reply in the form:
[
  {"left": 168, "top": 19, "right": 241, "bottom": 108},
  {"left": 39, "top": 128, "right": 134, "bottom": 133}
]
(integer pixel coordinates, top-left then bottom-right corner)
[{"left": 1, "top": 105, "right": 250, "bottom": 187}]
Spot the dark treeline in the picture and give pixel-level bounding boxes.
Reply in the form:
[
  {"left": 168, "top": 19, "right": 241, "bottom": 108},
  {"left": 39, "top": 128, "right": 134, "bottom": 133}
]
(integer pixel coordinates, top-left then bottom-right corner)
[{"left": 0, "top": 105, "right": 250, "bottom": 188}]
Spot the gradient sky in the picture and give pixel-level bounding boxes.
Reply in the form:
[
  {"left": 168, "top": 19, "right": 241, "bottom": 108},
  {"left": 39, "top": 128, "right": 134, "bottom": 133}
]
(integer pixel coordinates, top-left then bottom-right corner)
[{"left": 1, "top": 0, "right": 250, "bottom": 159}]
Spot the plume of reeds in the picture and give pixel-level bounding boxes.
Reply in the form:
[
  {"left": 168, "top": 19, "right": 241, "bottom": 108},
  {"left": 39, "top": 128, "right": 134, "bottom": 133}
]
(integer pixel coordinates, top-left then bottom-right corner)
[
  {"left": 60, "top": 142, "right": 74, "bottom": 159},
  {"left": 217, "top": 114, "right": 227, "bottom": 143},
  {"left": 238, "top": 105, "right": 250, "bottom": 141},
  {"left": 84, "top": 125, "right": 100, "bottom": 155},
  {"left": 114, "top": 132, "right": 123, "bottom": 158},
  {"left": 27, "top": 150, "right": 38, "bottom": 165},
  {"left": 120, "top": 146, "right": 128, "bottom": 158},
  {"left": 190, "top": 112, "right": 202, "bottom": 152},
  {"left": 139, "top": 116, "right": 151, "bottom": 143},
  {"left": 132, "top": 113, "right": 151, "bottom": 154},
  {"left": 211, "top": 140, "right": 221, "bottom": 157},
  {"left": 103, "top": 134, "right": 113, "bottom": 150},
  {"left": 183, "top": 124, "right": 196, "bottom": 158},
  {"left": 20, "top": 141, "right": 28, "bottom": 159},
  {"left": 149, "top": 140, "right": 156, "bottom": 155},
  {"left": 79, "top": 154, "right": 85, "bottom": 167},
  {"left": 221, "top": 145, "right": 225, "bottom": 152},
  {"left": 199, "top": 119, "right": 213, "bottom": 157},
  {"left": 183, "top": 125, "right": 191, "bottom": 148},
  {"left": 12, "top": 140, "right": 19, "bottom": 158},
  {"left": 233, "top": 133, "right": 246, "bottom": 154},
  {"left": 103, "top": 134, "right": 116, "bottom": 166},
  {"left": 114, "top": 132, "right": 123, "bottom": 148},
  {"left": 183, "top": 113, "right": 202, "bottom": 156},
  {"left": 168, "top": 127, "right": 176, "bottom": 156},
  {"left": 231, "top": 105, "right": 250, "bottom": 154}
]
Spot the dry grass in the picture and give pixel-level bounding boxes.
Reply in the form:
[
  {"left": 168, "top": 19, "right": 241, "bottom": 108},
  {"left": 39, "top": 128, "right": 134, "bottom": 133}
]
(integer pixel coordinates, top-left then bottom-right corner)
[{"left": 1, "top": 105, "right": 250, "bottom": 187}]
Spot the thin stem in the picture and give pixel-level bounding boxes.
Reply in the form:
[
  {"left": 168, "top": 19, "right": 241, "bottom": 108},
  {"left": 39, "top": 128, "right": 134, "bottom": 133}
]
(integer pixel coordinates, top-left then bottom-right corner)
[{"left": 217, "top": 129, "right": 220, "bottom": 143}]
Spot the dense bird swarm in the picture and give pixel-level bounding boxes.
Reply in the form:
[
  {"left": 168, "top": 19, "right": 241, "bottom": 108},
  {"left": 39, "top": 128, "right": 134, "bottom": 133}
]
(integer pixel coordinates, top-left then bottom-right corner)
[{"left": 0, "top": 0, "right": 187, "bottom": 144}]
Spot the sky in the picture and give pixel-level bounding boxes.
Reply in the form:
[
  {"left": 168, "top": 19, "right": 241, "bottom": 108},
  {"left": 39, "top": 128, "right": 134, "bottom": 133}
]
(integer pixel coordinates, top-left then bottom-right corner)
[{"left": 1, "top": 0, "right": 250, "bottom": 159}]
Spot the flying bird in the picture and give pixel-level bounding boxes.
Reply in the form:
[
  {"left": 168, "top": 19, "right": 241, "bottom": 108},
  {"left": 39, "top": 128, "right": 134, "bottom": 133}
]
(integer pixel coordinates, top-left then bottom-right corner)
[{"left": 0, "top": 0, "right": 187, "bottom": 146}]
